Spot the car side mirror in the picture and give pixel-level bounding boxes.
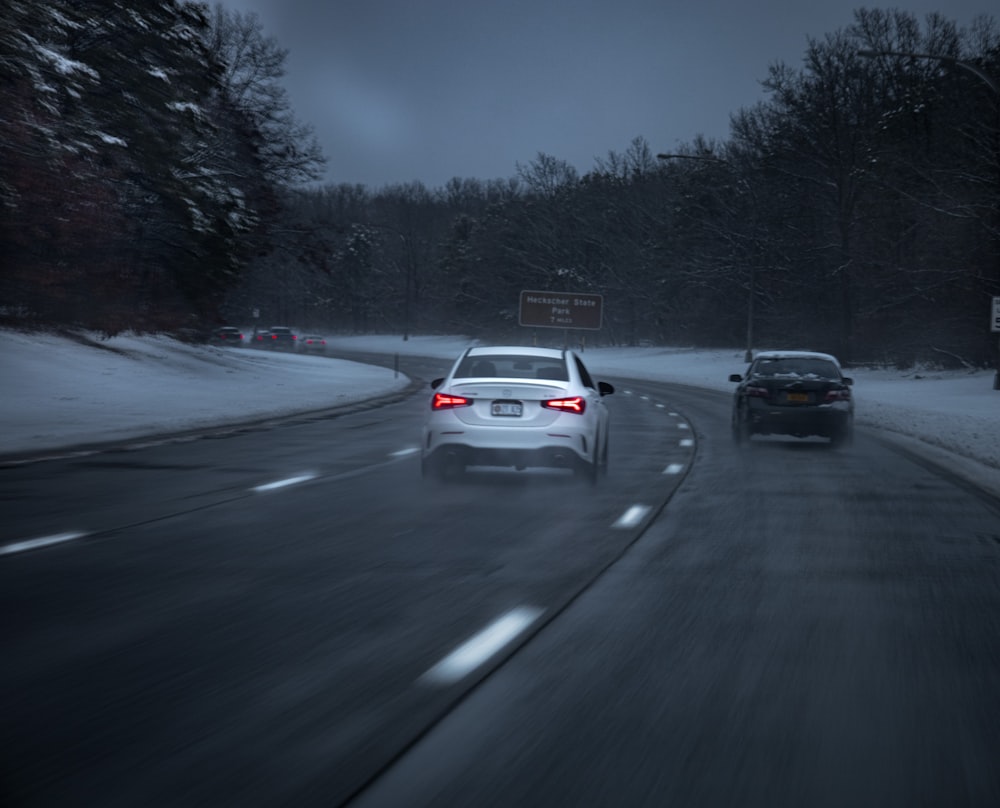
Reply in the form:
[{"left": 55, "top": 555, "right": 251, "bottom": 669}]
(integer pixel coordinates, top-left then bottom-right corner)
[
  {"left": 598, "top": 381, "right": 614, "bottom": 396},
  {"left": 842, "top": 377, "right": 854, "bottom": 386},
  {"left": 729, "top": 374, "right": 743, "bottom": 383},
  {"left": 431, "top": 378, "right": 444, "bottom": 389}
]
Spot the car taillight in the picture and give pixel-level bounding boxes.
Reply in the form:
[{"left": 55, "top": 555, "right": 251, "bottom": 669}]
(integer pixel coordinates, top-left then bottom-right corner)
[
  {"left": 746, "top": 385, "right": 769, "bottom": 399},
  {"left": 824, "top": 388, "right": 851, "bottom": 402},
  {"left": 543, "top": 396, "right": 586, "bottom": 414},
  {"left": 432, "top": 392, "right": 472, "bottom": 410}
]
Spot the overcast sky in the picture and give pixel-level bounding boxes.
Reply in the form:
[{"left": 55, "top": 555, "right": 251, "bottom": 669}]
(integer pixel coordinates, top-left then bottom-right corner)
[{"left": 218, "top": 1, "right": 994, "bottom": 190}]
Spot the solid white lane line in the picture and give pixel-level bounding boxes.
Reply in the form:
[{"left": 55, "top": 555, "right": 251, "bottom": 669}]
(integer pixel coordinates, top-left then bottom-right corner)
[
  {"left": 680, "top": 438, "right": 694, "bottom": 447},
  {"left": 0, "top": 532, "right": 88, "bottom": 556},
  {"left": 613, "top": 504, "right": 652, "bottom": 529},
  {"left": 663, "top": 463, "right": 685, "bottom": 475},
  {"left": 252, "top": 473, "right": 317, "bottom": 492},
  {"left": 421, "top": 607, "right": 544, "bottom": 686}
]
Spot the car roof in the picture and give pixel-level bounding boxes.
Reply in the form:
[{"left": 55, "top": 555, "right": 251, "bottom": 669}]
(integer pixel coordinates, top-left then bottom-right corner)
[
  {"left": 466, "top": 345, "right": 566, "bottom": 359},
  {"left": 753, "top": 350, "right": 841, "bottom": 364}
]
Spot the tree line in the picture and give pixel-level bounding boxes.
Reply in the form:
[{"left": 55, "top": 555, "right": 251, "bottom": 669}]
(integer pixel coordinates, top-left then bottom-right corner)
[{"left": 3, "top": 5, "right": 998, "bottom": 367}]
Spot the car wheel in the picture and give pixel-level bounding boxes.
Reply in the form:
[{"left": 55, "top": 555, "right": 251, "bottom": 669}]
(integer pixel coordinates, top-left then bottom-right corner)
[
  {"left": 575, "top": 457, "right": 599, "bottom": 485},
  {"left": 422, "top": 451, "right": 464, "bottom": 482},
  {"left": 830, "top": 420, "right": 854, "bottom": 448},
  {"left": 732, "top": 410, "right": 752, "bottom": 445}
]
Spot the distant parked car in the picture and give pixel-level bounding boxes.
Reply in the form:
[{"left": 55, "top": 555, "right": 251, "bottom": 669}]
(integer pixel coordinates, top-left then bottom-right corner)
[
  {"left": 265, "top": 326, "right": 297, "bottom": 351},
  {"left": 211, "top": 326, "right": 244, "bottom": 345},
  {"left": 729, "top": 350, "right": 854, "bottom": 447},
  {"left": 249, "top": 329, "right": 272, "bottom": 348},
  {"left": 297, "top": 334, "right": 327, "bottom": 353}
]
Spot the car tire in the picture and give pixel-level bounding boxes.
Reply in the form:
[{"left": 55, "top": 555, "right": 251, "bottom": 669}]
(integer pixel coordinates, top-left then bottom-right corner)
[
  {"left": 732, "top": 410, "right": 752, "bottom": 445},
  {"left": 422, "top": 451, "right": 464, "bottom": 482},
  {"left": 830, "top": 420, "right": 854, "bottom": 448},
  {"left": 575, "top": 457, "right": 599, "bottom": 485},
  {"left": 598, "top": 432, "right": 609, "bottom": 479},
  {"left": 421, "top": 454, "right": 442, "bottom": 481}
]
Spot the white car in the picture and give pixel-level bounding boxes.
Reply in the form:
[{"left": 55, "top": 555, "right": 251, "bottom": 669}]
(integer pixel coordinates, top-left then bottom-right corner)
[{"left": 421, "top": 346, "right": 614, "bottom": 482}]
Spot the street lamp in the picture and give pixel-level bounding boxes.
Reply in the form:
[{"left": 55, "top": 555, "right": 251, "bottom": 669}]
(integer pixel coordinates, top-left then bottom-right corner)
[
  {"left": 857, "top": 49, "right": 1000, "bottom": 95},
  {"left": 657, "top": 152, "right": 758, "bottom": 361}
]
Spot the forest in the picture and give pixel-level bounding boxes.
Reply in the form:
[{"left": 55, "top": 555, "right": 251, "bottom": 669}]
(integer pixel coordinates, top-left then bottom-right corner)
[{"left": 2, "top": 2, "right": 998, "bottom": 367}]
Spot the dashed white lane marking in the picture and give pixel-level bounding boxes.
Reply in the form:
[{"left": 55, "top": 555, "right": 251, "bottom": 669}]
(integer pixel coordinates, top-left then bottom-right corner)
[
  {"left": 677, "top": 422, "right": 690, "bottom": 430},
  {"left": 680, "top": 438, "right": 694, "bottom": 447},
  {"left": 668, "top": 412, "right": 679, "bottom": 417},
  {"left": 421, "top": 606, "right": 544, "bottom": 686},
  {"left": 656, "top": 403, "right": 666, "bottom": 409},
  {"left": 663, "top": 463, "right": 685, "bottom": 475},
  {"left": 390, "top": 448, "right": 420, "bottom": 457},
  {"left": 252, "top": 473, "right": 318, "bottom": 492},
  {"left": 613, "top": 504, "right": 652, "bottom": 529},
  {"left": 0, "top": 532, "right": 88, "bottom": 556}
]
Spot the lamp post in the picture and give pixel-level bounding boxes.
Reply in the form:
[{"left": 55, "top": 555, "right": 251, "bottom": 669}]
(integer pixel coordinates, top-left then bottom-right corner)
[
  {"left": 657, "top": 152, "right": 759, "bottom": 362},
  {"left": 858, "top": 48, "right": 1000, "bottom": 386},
  {"left": 857, "top": 49, "right": 1000, "bottom": 95}
]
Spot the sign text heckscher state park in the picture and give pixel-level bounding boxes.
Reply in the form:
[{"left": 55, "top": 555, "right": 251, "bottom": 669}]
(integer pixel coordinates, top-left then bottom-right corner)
[{"left": 519, "top": 290, "right": 603, "bottom": 330}]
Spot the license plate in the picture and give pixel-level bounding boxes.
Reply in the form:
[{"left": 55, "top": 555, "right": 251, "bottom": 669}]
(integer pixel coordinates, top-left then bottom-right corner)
[
  {"left": 492, "top": 400, "right": 523, "bottom": 417},
  {"left": 786, "top": 392, "right": 810, "bottom": 403}
]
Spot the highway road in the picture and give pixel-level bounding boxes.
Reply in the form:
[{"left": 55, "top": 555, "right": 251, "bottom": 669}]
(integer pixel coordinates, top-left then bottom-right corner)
[{"left": 2, "top": 352, "right": 999, "bottom": 807}]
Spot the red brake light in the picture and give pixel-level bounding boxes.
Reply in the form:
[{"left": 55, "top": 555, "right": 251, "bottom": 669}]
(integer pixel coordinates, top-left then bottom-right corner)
[
  {"left": 824, "top": 387, "right": 851, "bottom": 402},
  {"left": 746, "top": 385, "right": 769, "bottom": 399},
  {"left": 543, "top": 396, "right": 586, "bottom": 414},
  {"left": 432, "top": 392, "right": 472, "bottom": 410}
]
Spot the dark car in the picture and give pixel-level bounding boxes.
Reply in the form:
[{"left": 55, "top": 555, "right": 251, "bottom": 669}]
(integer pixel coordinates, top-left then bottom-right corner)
[
  {"left": 249, "top": 329, "right": 272, "bottom": 348},
  {"left": 297, "top": 334, "right": 327, "bottom": 353},
  {"left": 265, "top": 326, "right": 297, "bottom": 351},
  {"left": 729, "top": 350, "right": 854, "bottom": 447},
  {"left": 211, "top": 326, "right": 244, "bottom": 345}
]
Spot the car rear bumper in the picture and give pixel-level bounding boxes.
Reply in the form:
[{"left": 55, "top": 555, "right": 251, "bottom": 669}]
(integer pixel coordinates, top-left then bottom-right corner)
[
  {"left": 747, "top": 403, "right": 852, "bottom": 437},
  {"left": 423, "top": 443, "right": 587, "bottom": 470}
]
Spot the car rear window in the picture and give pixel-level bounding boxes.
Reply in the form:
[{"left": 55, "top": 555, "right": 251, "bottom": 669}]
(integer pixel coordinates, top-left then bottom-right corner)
[
  {"left": 455, "top": 355, "right": 568, "bottom": 380},
  {"left": 752, "top": 358, "right": 840, "bottom": 379}
]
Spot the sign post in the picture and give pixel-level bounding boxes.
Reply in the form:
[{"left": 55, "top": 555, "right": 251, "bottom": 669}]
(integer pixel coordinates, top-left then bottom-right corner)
[
  {"left": 518, "top": 290, "right": 603, "bottom": 331},
  {"left": 992, "top": 297, "right": 1000, "bottom": 390}
]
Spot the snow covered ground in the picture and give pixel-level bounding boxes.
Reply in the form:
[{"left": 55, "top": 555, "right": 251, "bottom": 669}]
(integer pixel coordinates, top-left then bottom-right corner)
[{"left": 2, "top": 329, "right": 998, "bottom": 497}]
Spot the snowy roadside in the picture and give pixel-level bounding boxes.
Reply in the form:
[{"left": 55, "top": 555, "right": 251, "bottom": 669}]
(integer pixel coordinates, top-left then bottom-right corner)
[{"left": 0, "top": 329, "right": 410, "bottom": 456}]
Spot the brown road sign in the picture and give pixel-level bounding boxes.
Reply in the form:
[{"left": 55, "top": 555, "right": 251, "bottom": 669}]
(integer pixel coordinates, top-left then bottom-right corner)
[{"left": 519, "top": 290, "right": 603, "bottom": 330}]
